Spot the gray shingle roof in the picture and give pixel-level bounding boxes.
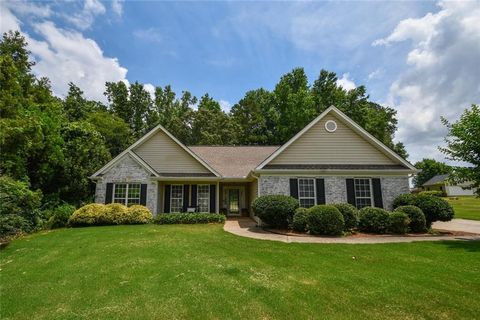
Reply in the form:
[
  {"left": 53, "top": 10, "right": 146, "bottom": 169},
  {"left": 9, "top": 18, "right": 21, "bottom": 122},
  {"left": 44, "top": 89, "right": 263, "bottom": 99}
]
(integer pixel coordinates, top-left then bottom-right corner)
[
  {"left": 422, "top": 174, "right": 450, "bottom": 186},
  {"left": 188, "top": 146, "right": 279, "bottom": 178}
]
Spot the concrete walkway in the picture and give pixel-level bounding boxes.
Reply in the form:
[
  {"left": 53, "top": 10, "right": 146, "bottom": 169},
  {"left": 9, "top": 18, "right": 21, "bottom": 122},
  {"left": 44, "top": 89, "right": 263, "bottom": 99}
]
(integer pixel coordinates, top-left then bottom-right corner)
[
  {"left": 224, "top": 218, "right": 480, "bottom": 244},
  {"left": 433, "top": 219, "right": 480, "bottom": 234}
]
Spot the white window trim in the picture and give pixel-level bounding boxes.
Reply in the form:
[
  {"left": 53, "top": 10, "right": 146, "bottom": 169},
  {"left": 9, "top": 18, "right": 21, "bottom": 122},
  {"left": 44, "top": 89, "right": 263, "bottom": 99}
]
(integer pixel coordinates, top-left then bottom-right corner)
[
  {"left": 197, "top": 184, "right": 210, "bottom": 213},
  {"left": 298, "top": 178, "right": 316, "bottom": 208},
  {"left": 170, "top": 184, "right": 184, "bottom": 213},
  {"left": 354, "top": 178, "right": 374, "bottom": 208},
  {"left": 113, "top": 183, "right": 141, "bottom": 206}
]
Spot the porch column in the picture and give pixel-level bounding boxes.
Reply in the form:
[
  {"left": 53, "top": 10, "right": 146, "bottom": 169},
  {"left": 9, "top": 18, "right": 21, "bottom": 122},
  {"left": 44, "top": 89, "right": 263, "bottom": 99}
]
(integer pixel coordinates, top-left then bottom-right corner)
[{"left": 216, "top": 181, "right": 220, "bottom": 214}]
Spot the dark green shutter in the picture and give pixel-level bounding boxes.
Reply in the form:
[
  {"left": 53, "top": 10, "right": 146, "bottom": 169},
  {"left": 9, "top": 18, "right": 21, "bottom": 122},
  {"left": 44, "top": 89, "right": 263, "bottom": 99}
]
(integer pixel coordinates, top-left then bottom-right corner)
[
  {"left": 315, "top": 179, "right": 325, "bottom": 204},
  {"left": 372, "top": 178, "right": 383, "bottom": 208},
  {"left": 290, "top": 179, "right": 298, "bottom": 199},
  {"left": 191, "top": 185, "right": 197, "bottom": 208},
  {"left": 209, "top": 185, "right": 216, "bottom": 213},
  {"left": 140, "top": 184, "right": 147, "bottom": 205},
  {"left": 183, "top": 185, "right": 189, "bottom": 212},
  {"left": 164, "top": 185, "right": 171, "bottom": 213},
  {"left": 105, "top": 183, "right": 113, "bottom": 204},
  {"left": 346, "top": 179, "right": 356, "bottom": 206}
]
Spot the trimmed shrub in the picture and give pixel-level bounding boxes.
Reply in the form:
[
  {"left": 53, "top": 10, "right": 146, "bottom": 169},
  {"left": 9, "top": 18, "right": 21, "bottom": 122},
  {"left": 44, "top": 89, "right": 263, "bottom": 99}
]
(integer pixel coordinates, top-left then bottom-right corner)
[
  {"left": 101, "top": 203, "right": 128, "bottom": 225},
  {"left": 389, "top": 211, "right": 410, "bottom": 234},
  {"left": 47, "top": 204, "right": 76, "bottom": 229},
  {"left": 414, "top": 195, "right": 454, "bottom": 228},
  {"left": 332, "top": 203, "right": 358, "bottom": 231},
  {"left": 419, "top": 190, "right": 444, "bottom": 197},
  {"left": 394, "top": 205, "right": 426, "bottom": 233},
  {"left": 122, "top": 205, "right": 153, "bottom": 224},
  {"left": 291, "top": 207, "right": 309, "bottom": 232},
  {"left": 358, "top": 207, "right": 390, "bottom": 234},
  {"left": 252, "top": 195, "right": 299, "bottom": 228},
  {"left": 155, "top": 213, "right": 225, "bottom": 224},
  {"left": 392, "top": 193, "right": 416, "bottom": 208},
  {"left": 0, "top": 176, "right": 42, "bottom": 225},
  {"left": 306, "top": 205, "right": 344, "bottom": 236},
  {"left": 0, "top": 215, "right": 33, "bottom": 238},
  {"left": 393, "top": 193, "right": 454, "bottom": 228},
  {"left": 68, "top": 203, "right": 105, "bottom": 226}
]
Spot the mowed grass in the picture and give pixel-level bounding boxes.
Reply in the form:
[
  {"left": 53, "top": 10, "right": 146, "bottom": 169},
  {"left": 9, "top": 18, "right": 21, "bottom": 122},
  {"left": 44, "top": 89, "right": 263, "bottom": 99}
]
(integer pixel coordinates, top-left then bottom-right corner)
[
  {"left": 1, "top": 225, "right": 479, "bottom": 320},
  {"left": 446, "top": 196, "right": 480, "bottom": 220}
]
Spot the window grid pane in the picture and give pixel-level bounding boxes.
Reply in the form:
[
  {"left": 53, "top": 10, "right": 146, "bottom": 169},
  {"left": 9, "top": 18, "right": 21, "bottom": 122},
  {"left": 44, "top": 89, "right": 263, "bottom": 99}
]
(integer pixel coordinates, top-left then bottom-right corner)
[
  {"left": 197, "top": 185, "right": 210, "bottom": 212},
  {"left": 114, "top": 184, "right": 127, "bottom": 204},
  {"left": 354, "top": 178, "right": 373, "bottom": 209},
  {"left": 298, "top": 178, "right": 315, "bottom": 208},
  {"left": 127, "top": 183, "right": 141, "bottom": 206},
  {"left": 171, "top": 185, "right": 183, "bottom": 213}
]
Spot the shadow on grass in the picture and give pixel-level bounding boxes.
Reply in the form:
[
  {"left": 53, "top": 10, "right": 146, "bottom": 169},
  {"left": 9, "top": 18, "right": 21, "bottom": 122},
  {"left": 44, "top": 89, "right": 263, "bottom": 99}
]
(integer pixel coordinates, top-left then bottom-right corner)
[{"left": 433, "top": 239, "right": 480, "bottom": 252}]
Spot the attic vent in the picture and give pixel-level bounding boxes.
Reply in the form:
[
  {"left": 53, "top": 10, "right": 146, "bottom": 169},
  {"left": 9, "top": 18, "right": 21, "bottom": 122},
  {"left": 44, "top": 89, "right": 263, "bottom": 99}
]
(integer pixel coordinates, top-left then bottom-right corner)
[{"left": 325, "top": 120, "right": 337, "bottom": 132}]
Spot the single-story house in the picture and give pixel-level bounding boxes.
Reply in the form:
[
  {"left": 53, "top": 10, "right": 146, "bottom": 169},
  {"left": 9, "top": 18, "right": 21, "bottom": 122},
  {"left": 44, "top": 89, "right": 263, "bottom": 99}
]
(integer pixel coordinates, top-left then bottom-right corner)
[
  {"left": 91, "top": 106, "right": 417, "bottom": 219},
  {"left": 422, "top": 174, "right": 476, "bottom": 196}
]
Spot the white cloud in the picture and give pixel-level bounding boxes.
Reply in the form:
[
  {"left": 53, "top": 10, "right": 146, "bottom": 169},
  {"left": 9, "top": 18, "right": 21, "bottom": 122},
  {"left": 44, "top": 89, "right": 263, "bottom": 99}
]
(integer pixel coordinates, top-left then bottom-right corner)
[
  {"left": 336, "top": 73, "right": 356, "bottom": 91},
  {"left": 144, "top": 83, "right": 156, "bottom": 98},
  {"left": 64, "top": 0, "right": 106, "bottom": 30},
  {"left": 111, "top": 0, "right": 124, "bottom": 17},
  {"left": 219, "top": 100, "right": 232, "bottom": 113},
  {"left": 4, "top": 0, "right": 52, "bottom": 18},
  {"left": 0, "top": 2, "right": 21, "bottom": 33},
  {"left": 368, "top": 69, "right": 382, "bottom": 80},
  {"left": 375, "top": 1, "right": 480, "bottom": 163}
]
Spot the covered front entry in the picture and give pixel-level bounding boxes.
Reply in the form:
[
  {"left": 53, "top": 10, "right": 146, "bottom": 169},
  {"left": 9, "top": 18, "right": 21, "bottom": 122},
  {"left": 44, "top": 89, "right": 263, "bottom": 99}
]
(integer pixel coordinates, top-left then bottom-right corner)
[{"left": 220, "top": 183, "right": 253, "bottom": 217}]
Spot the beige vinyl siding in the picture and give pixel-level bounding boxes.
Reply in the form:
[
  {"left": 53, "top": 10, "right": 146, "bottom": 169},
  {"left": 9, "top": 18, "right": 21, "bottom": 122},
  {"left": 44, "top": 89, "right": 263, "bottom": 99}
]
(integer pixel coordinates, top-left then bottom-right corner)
[
  {"left": 270, "top": 114, "right": 397, "bottom": 165},
  {"left": 133, "top": 130, "right": 211, "bottom": 173}
]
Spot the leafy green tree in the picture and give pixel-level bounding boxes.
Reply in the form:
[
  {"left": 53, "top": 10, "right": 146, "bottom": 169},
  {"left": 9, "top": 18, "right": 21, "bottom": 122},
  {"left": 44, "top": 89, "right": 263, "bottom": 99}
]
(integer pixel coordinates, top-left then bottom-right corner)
[
  {"left": 63, "top": 82, "right": 104, "bottom": 121},
  {"left": 272, "top": 68, "right": 315, "bottom": 144},
  {"left": 440, "top": 105, "right": 480, "bottom": 196},
  {"left": 413, "top": 159, "right": 452, "bottom": 188},
  {"left": 231, "top": 89, "right": 274, "bottom": 145},
  {"left": 58, "top": 122, "right": 111, "bottom": 204},
  {"left": 87, "top": 111, "right": 132, "bottom": 157},
  {"left": 191, "top": 94, "right": 238, "bottom": 145}
]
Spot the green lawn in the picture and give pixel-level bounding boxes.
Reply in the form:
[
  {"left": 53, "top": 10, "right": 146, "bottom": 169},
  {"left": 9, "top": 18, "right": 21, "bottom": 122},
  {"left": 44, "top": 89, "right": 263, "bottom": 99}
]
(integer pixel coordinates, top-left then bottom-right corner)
[
  {"left": 1, "top": 225, "right": 479, "bottom": 320},
  {"left": 446, "top": 196, "right": 480, "bottom": 220}
]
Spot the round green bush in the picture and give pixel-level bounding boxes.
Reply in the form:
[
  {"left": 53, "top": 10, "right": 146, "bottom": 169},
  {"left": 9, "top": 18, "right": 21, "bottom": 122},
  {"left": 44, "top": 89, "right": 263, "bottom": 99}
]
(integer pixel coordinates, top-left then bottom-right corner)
[
  {"left": 291, "top": 207, "right": 309, "bottom": 232},
  {"left": 47, "top": 204, "right": 76, "bottom": 229},
  {"left": 358, "top": 207, "right": 390, "bottom": 234},
  {"left": 68, "top": 203, "right": 105, "bottom": 226},
  {"left": 102, "top": 203, "right": 128, "bottom": 225},
  {"left": 394, "top": 205, "right": 426, "bottom": 233},
  {"left": 392, "top": 193, "right": 416, "bottom": 209},
  {"left": 122, "top": 205, "right": 153, "bottom": 224},
  {"left": 0, "top": 176, "right": 42, "bottom": 225},
  {"left": 388, "top": 211, "right": 410, "bottom": 234},
  {"left": 0, "top": 215, "right": 33, "bottom": 238},
  {"left": 252, "top": 195, "right": 299, "bottom": 228},
  {"left": 332, "top": 203, "right": 358, "bottom": 231},
  {"left": 306, "top": 205, "right": 344, "bottom": 236},
  {"left": 414, "top": 195, "right": 454, "bottom": 228}
]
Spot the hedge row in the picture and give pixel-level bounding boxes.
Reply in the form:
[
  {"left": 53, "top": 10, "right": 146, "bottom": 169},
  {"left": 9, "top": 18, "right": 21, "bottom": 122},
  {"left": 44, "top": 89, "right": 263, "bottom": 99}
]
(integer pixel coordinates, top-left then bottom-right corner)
[
  {"left": 154, "top": 213, "right": 225, "bottom": 225},
  {"left": 68, "top": 203, "right": 152, "bottom": 226}
]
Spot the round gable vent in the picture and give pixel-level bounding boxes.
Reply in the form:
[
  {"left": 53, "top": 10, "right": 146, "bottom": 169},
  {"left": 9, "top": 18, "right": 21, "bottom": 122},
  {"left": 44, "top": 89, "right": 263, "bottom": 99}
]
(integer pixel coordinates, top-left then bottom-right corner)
[{"left": 325, "top": 120, "right": 337, "bottom": 132}]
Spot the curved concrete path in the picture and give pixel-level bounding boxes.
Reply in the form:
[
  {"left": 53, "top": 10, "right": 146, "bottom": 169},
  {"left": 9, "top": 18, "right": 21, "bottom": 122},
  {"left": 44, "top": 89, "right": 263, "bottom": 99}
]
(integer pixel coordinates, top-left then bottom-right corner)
[{"left": 224, "top": 218, "right": 480, "bottom": 244}]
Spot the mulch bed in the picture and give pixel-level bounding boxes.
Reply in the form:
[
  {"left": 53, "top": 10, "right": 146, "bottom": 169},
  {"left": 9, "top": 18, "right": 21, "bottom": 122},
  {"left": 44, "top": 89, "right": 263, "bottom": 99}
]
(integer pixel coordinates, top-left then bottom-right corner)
[{"left": 264, "top": 228, "right": 478, "bottom": 238}]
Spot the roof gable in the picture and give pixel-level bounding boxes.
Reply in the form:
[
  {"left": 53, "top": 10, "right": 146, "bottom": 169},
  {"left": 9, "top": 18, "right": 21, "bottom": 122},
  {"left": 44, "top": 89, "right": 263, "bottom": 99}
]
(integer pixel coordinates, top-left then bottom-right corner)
[
  {"left": 257, "top": 106, "right": 416, "bottom": 171},
  {"left": 91, "top": 125, "right": 219, "bottom": 178}
]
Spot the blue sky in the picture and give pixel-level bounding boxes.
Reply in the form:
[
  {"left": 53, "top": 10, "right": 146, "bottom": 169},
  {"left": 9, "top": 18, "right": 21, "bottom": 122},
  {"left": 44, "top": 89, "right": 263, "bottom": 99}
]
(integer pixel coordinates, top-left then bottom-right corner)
[{"left": 2, "top": 0, "right": 479, "bottom": 163}]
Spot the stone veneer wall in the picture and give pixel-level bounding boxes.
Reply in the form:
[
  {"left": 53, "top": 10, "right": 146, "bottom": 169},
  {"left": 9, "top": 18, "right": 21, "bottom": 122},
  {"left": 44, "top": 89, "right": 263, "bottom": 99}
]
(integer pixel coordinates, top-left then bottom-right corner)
[
  {"left": 94, "top": 154, "right": 158, "bottom": 214},
  {"left": 258, "top": 175, "right": 409, "bottom": 210}
]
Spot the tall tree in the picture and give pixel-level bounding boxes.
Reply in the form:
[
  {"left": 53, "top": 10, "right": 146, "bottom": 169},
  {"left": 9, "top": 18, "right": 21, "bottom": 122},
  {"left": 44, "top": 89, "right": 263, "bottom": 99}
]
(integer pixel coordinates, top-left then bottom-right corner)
[
  {"left": 440, "top": 105, "right": 480, "bottom": 196},
  {"left": 191, "top": 94, "right": 237, "bottom": 145},
  {"left": 413, "top": 158, "right": 452, "bottom": 188},
  {"left": 86, "top": 111, "right": 132, "bottom": 157}
]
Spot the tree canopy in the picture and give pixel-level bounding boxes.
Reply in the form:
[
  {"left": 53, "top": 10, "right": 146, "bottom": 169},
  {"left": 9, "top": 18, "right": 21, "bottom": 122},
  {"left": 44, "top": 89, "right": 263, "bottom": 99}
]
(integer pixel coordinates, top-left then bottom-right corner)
[{"left": 413, "top": 159, "right": 452, "bottom": 188}]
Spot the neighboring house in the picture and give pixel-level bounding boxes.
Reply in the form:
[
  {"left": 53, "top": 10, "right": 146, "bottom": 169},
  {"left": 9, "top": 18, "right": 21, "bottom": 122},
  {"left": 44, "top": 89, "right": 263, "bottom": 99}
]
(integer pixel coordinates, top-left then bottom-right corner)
[
  {"left": 91, "top": 106, "right": 417, "bottom": 219},
  {"left": 422, "top": 174, "right": 476, "bottom": 196}
]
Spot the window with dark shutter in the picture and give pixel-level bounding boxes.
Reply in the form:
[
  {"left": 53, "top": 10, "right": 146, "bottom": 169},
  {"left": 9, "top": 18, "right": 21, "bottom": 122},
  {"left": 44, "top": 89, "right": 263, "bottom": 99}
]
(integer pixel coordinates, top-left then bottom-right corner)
[
  {"left": 105, "top": 183, "right": 113, "bottom": 204},
  {"left": 289, "top": 179, "right": 298, "bottom": 199},
  {"left": 372, "top": 178, "right": 383, "bottom": 208},
  {"left": 140, "top": 184, "right": 147, "bottom": 205},
  {"left": 315, "top": 178, "right": 325, "bottom": 205},
  {"left": 346, "top": 179, "right": 356, "bottom": 206},
  {"left": 164, "top": 185, "right": 171, "bottom": 213},
  {"left": 183, "top": 185, "right": 190, "bottom": 212},
  {"left": 209, "top": 185, "right": 216, "bottom": 213}
]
